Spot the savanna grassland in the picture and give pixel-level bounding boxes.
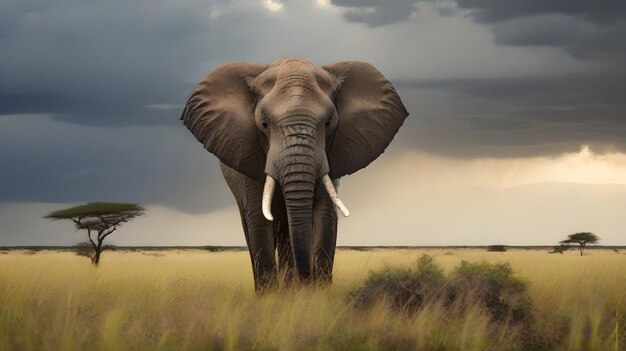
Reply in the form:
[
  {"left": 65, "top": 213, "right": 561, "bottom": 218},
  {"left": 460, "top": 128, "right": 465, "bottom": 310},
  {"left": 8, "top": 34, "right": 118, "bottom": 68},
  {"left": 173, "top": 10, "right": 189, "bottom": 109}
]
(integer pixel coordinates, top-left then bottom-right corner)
[{"left": 0, "top": 248, "right": 624, "bottom": 351}]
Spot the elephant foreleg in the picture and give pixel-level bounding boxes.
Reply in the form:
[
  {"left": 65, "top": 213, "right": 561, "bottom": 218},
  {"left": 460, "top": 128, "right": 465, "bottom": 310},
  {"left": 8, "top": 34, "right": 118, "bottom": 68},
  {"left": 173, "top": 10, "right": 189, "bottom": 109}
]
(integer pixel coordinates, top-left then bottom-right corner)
[
  {"left": 238, "top": 209, "right": 277, "bottom": 292},
  {"left": 222, "top": 163, "right": 277, "bottom": 292}
]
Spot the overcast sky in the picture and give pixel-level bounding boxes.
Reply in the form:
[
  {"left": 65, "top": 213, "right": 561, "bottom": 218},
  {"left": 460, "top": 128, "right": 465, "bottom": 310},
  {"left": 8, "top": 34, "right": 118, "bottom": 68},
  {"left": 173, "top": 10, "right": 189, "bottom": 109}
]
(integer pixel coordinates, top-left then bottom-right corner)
[{"left": 1, "top": 0, "right": 625, "bottom": 246}]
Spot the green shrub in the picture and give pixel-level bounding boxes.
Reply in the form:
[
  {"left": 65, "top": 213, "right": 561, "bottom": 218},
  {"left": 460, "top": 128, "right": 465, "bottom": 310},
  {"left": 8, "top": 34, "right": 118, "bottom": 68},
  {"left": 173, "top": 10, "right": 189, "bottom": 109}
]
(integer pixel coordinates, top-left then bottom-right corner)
[
  {"left": 447, "top": 260, "right": 531, "bottom": 324},
  {"left": 487, "top": 245, "right": 507, "bottom": 252},
  {"left": 350, "top": 255, "right": 446, "bottom": 312},
  {"left": 351, "top": 256, "right": 532, "bottom": 326}
]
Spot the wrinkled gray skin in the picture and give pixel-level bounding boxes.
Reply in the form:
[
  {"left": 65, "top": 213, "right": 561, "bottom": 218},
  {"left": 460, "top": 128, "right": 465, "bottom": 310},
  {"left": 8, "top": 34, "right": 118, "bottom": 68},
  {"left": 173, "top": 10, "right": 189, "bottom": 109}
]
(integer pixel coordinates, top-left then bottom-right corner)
[{"left": 181, "top": 58, "right": 408, "bottom": 291}]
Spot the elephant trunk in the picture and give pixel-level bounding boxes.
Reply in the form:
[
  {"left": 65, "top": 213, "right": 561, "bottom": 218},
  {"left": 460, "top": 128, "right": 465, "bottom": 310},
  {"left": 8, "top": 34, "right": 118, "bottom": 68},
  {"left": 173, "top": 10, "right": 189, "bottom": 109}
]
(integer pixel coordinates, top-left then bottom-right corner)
[
  {"left": 260, "top": 115, "right": 349, "bottom": 281},
  {"left": 280, "top": 154, "right": 317, "bottom": 281}
]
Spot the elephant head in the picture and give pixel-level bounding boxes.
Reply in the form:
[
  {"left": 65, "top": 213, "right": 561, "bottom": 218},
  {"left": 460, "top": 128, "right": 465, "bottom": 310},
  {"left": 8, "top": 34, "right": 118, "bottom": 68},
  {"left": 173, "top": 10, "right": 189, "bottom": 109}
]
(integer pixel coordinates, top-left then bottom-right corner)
[{"left": 181, "top": 58, "right": 408, "bottom": 280}]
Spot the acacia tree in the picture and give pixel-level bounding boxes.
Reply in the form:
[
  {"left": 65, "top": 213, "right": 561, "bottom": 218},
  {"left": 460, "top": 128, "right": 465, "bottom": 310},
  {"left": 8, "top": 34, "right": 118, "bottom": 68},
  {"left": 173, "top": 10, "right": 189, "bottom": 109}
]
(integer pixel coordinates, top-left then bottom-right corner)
[
  {"left": 45, "top": 202, "right": 145, "bottom": 265},
  {"left": 560, "top": 232, "right": 600, "bottom": 256}
]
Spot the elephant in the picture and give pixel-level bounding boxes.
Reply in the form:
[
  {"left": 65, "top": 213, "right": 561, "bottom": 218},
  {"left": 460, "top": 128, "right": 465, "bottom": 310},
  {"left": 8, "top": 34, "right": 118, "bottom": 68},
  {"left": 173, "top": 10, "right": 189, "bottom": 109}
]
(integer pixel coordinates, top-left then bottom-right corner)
[{"left": 181, "top": 57, "right": 408, "bottom": 291}]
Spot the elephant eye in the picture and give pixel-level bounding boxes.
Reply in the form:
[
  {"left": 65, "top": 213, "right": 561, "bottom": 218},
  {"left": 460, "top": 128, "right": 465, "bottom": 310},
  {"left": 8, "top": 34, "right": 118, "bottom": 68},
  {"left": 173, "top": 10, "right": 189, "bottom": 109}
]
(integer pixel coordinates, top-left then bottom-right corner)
[
  {"left": 325, "top": 116, "right": 332, "bottom": 126},
  {"left": 261, "top": 112, "right": 269, "bottom": 129}
]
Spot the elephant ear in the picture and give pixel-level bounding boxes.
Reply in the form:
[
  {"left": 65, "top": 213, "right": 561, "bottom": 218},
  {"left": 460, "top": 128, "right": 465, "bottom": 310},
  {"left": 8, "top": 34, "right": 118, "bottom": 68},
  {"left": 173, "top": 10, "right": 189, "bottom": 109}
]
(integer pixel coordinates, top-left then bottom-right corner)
[
  {"left": 181, "top": 62, "right": 268, "bottom": 181},
  {"left": 323, "top": 61, "right": 409, "bottom": 178}
]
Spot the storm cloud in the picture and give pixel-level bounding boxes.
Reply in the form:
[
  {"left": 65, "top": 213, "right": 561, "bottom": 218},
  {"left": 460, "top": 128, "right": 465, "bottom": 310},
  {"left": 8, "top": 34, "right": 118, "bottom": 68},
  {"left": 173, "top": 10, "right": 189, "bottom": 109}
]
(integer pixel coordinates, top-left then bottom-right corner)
[
  {"left": 397, "top": 72, "right": 626, "bottom": 157},
  {"left": 332, "top": 0, "right": 626, "bottom": 60},
  {"left": 0, "top": 0, "right": 624, "bottom": 218},
  {"left": 0, "top": 0, "right": 271, "bottom": 126},
  {"left": 446, "top": 0, "right": 626, "bottom": 62},
  {"left": 454, "top": 0, "right": 626, "bottom": 24},
  {"left": 0, "top": 114, "right": 233, "bottom": 213},
  {"left": 329, "top": 0, "right": 419, "bottom": 27}
]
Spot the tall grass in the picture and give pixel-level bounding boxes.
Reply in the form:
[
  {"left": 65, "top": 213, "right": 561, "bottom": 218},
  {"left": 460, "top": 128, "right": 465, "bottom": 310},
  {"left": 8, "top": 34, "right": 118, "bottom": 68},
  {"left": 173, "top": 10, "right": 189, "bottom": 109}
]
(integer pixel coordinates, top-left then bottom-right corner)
[{"left": 0, "top": 249, "right": 624, "bottom": 350}]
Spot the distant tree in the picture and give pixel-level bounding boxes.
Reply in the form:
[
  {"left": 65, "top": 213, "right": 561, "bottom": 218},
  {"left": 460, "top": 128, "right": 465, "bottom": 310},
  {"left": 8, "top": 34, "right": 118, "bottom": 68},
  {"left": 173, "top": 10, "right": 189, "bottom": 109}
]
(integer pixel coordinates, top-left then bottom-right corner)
[
  {"left": 559, "top": 232, "right": 600, "bottom": 256},
  {"left": 45, "top": 203, "right": 145, "bottom": 265}
]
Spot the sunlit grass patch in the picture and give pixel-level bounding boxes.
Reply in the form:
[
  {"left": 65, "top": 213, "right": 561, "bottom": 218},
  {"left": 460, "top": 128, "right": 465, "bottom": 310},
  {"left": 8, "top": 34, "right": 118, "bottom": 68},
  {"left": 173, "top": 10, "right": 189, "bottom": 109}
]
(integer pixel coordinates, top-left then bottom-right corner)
[{"left": 0, "top": 248, "right": 623, "bottom": 350}]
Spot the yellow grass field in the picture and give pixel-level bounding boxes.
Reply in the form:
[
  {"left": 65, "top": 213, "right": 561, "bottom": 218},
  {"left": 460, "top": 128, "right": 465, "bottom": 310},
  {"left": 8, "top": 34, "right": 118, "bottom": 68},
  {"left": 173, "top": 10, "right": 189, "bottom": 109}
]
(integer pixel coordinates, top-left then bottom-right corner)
[{"left": 0, "top": 248, "right": 624, "bottom": 350}]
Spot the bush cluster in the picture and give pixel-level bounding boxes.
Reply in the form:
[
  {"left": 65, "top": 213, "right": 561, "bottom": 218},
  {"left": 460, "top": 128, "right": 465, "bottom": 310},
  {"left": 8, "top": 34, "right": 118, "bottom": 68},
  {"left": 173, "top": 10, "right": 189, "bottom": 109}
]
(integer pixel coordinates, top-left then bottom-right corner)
[
  {"left": 487, "top": 245, "right": 507, "bottom": 252},
  {"left": 351, "top": 255, "right": 446, "bottom": 311},
  {"left": 447, "top": 260, "right": 530, "bottom": 323},
  {"left": 548, "top": 244, "right": 571, "bottom": 254},
  {"left": 351, "top": 255, "right": 531, "bottom": 325},
  {"left": 202, "top": 246, "right": 225, "bottom": 252}
]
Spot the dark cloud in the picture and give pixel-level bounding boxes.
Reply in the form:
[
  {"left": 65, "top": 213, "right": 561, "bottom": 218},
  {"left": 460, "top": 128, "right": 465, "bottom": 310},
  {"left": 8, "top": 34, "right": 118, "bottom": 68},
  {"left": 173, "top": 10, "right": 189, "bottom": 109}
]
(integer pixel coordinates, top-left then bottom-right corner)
[
  {"left": 330, "top": 0, "right": 625, "bottom": 61},
  {"left": 395, "top": 72, "right": 626, "bottom": 157},
  {"left": 0, "top": 0, "right": 263, "bottom": 126},
  {"left": 452, "top": 0, "right": 626, "bottom": 60},
  {"left": 453, "top": 0, "right": 626, "bottom": 24},
  {"left": 0, "top": 115, "right": 233, "bottom": 213},
  {"left": 330, "top": 0, "right": 417, "bottom": 27},
  {"left": 398, "top": 73, "right": 625, "bottom": 106},
  {"left": 492, "top": 15, "right": 625, "bottom": 60},
  {"left": 490, "top": 15, "right": 599, "bottom": 54},
  {"left": 361, "top": 1, "right": 626, "bottom": 157}
]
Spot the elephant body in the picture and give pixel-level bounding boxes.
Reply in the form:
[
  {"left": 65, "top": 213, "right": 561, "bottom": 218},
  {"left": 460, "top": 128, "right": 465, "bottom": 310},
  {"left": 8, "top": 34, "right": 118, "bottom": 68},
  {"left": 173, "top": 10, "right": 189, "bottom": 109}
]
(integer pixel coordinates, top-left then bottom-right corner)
[
  {"left": 221, "top": 162, "right": 338, "bottom": 288},
  {"left": 181, "top": 58, "right": 408, "bottom": 291}
]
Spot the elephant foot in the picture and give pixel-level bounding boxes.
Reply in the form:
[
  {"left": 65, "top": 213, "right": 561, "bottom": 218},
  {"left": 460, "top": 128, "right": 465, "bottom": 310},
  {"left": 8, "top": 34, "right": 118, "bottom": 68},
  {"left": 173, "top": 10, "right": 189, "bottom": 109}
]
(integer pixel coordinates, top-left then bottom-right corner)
[{"left": 254, "top": 274, "right": 279, "bottom": 294}]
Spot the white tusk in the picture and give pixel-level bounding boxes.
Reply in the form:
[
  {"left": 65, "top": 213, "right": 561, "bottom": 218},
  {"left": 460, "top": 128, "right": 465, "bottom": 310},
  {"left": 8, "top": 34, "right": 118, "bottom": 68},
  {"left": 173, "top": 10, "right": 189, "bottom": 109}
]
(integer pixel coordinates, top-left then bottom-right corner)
[
  {"left": 322, "top": 175, "right": 350, "bottom": 217},
  {"left": 262, "top": 175, "right": 275, "bottom": 221}
]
